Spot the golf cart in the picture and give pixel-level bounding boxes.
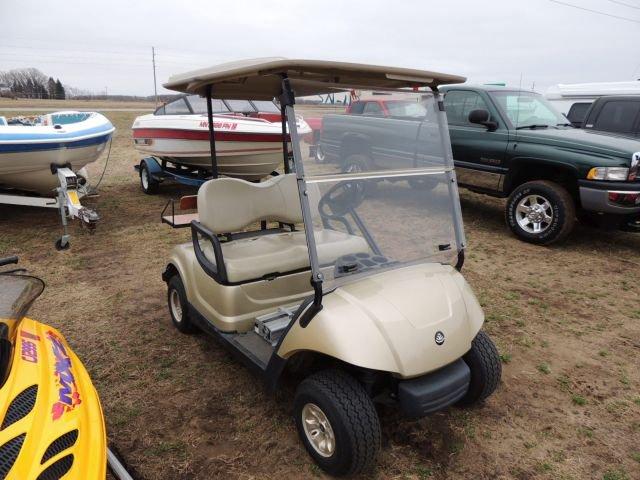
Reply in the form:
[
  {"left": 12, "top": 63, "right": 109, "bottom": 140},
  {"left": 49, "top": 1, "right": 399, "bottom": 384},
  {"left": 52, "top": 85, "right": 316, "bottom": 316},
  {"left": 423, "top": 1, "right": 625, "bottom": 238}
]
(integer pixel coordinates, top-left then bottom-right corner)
[
  {"left": 0, "top": 256, "right": 133, "bottom": 480},
  {"left": 161, "top": 58, "right": 501, "bottom": 475}
]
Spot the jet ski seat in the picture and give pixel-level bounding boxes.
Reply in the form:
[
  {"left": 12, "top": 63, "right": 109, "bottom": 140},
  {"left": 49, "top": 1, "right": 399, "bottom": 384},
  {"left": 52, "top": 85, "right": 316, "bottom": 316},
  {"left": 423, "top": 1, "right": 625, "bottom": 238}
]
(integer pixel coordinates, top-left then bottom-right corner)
[{"left": 196, "top": 174, "right": 369, "bottom": 283}]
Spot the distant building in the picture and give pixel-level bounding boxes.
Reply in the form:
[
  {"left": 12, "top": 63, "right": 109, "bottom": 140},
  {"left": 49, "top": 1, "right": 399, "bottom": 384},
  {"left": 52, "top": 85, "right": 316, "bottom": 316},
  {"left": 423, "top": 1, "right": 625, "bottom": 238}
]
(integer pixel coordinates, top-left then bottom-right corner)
[{"left": 0, "top": 83, "right": 11, "bottom": 96}]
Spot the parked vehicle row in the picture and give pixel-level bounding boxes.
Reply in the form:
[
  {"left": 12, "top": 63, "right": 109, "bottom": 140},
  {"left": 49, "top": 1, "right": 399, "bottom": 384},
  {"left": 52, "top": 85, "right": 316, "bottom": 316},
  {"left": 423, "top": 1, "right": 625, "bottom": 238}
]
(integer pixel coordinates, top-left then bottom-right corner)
[{"left": 315, "top": 86, "right": 640, "bottom": 244}]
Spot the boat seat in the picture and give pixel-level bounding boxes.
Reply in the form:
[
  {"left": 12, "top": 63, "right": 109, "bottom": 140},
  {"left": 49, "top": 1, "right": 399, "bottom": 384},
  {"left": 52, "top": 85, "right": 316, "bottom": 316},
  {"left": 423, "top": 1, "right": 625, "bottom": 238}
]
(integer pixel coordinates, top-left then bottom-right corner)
[{"left": 196, "top": 174, "right": 370, "bottom": 283}]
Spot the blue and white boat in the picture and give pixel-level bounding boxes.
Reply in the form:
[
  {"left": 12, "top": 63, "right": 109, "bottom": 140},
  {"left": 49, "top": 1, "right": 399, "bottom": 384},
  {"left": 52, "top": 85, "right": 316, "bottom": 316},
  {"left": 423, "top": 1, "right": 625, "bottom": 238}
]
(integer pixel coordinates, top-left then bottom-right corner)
[{"left": 0, "top": 111, "right": 114, "bottom": 194}]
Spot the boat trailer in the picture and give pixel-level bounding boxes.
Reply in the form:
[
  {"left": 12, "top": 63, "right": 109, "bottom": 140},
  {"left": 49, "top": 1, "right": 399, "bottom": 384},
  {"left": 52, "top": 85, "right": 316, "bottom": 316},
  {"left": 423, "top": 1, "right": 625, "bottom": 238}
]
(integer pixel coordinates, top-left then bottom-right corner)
[{"left": 0, "top": 164, "right": 99, "bottom": 250}]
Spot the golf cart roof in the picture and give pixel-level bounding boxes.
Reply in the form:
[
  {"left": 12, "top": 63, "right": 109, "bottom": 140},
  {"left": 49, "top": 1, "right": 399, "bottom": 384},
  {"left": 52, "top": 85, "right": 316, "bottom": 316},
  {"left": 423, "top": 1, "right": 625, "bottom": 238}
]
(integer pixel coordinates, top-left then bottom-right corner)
[{"left": 163, "top": 57, "right": 466, "bottom": 99}]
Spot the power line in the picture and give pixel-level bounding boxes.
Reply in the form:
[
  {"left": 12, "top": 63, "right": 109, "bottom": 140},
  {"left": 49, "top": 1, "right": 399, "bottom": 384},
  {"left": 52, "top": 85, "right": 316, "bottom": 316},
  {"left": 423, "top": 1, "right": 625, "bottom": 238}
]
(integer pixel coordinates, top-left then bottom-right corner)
[
  {"left": 603, "top": 0, "right": 640, "bottom": 10},
  {"left": 549, "top": 0, "right": 640, "bottom": 23}
]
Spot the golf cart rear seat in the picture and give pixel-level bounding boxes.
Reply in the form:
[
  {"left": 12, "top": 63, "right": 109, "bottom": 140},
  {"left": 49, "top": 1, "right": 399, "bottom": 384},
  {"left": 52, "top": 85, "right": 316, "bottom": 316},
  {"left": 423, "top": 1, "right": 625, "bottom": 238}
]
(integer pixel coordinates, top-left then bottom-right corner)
[{"left": 194, "top": 174, "right": 369, "bottom": 283}]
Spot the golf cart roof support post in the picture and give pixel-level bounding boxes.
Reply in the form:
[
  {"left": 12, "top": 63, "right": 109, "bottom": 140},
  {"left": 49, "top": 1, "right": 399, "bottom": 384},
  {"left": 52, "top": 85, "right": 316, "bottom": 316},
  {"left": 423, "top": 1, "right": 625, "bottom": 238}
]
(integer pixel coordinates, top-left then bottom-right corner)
[
  {"left": 280, "top": 103, "right": 290, "bottom": 174},
  {"left": 430, "top": 87, "right": 467, "bottom": 268},
  {"left": 205, "top": 84, "right": 218, "bottom": 178},
  {"left": 280, "top": 76, "right": 324, "bottom": 315}
]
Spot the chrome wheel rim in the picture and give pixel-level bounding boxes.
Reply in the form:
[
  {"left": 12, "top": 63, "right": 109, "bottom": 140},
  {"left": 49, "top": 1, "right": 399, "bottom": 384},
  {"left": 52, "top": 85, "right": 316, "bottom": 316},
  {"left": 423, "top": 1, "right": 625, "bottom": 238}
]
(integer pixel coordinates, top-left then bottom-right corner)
[
  {"left": 516, "top": 194, "right": 553, "bottom": 234},
  {"left": 301, "top": 403, "right": 335, "bottom": 458},
  {"left": 169, "top": 289, "right": 182, "bottom": 323},
  {"left": 141, "top": 168, "right": 149, "bottom": 190},
  {"left": 315, "top": 145, "right": 325, "bottom": 163}
]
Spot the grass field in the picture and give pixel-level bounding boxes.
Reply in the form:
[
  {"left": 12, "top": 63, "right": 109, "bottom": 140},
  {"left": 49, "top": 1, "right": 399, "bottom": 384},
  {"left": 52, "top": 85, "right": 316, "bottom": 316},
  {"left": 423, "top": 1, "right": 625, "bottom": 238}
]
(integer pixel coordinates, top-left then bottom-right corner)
[{"left": 0, "top": 106, "right": 639, "bottom": 480}]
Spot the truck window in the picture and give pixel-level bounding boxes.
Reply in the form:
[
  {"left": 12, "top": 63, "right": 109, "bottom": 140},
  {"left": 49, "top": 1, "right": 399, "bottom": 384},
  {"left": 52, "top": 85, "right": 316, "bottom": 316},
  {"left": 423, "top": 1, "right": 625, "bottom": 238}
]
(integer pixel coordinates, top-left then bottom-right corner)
[
  {"left": 444, "top": 91, "right": 489, "bottom": 125},
  {"left": 590, "top": 100, "right": 640, "bottom": 134},
  {"left": 363, "top": 102, "right": 384, "bottom": 116},
  {"left": 349, "top": 102, "right": 365, "bottom": 114},
  {"left": 566, "top": 102, "right": 591, "bottom": 127}
]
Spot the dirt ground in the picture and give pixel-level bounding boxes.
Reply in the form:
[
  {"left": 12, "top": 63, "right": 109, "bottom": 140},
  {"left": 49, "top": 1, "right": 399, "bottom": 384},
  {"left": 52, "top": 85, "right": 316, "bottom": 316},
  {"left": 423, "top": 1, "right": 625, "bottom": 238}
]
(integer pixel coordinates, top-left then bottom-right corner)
[{"left": 0, "top": 106, "right": 639, "bottom": 480}]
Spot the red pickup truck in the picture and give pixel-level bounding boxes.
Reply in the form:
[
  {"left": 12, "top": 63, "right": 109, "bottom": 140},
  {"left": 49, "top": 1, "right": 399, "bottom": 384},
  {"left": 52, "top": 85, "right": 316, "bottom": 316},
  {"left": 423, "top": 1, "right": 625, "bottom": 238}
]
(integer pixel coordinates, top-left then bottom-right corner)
[{"left": 306, "top": 98, "right": 427, "bottom": 161}]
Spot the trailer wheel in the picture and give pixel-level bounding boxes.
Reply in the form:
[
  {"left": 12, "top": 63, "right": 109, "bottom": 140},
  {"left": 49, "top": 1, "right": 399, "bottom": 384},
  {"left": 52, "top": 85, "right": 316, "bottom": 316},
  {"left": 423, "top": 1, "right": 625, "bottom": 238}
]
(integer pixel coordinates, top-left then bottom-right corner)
[
  {"left": 140, "top": 162, "right": 159, "bottom": 194},
  {"left": 167, "top": 275, "right": 197, "bottom": 333},
  {"left": 457, "top": 330, "right": 501, "bottom": 406},
  {"left": 294, "top": 370, "right": 380, "bottom": 476}
]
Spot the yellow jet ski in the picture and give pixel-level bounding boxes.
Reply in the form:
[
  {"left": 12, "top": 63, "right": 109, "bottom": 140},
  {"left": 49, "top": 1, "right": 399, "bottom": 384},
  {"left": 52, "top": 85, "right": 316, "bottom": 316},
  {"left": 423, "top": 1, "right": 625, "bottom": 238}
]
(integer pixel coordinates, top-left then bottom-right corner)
[{"left": 0, "top": 256, "right": 132, "bottom": 480}]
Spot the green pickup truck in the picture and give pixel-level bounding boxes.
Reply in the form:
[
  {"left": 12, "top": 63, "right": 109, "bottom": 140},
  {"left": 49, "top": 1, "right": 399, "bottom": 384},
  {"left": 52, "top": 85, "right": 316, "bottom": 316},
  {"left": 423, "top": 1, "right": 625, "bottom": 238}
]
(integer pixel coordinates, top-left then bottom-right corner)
[{"left": 441, "top": 86, "right": 640, "bottom": 244}]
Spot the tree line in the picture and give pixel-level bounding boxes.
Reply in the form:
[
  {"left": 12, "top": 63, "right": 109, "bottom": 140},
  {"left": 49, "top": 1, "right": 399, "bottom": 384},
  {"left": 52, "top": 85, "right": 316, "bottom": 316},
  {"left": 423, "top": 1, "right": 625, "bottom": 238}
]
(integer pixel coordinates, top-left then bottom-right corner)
[{"left": 0, "top": 68, "right": 66, "bottom": 99}]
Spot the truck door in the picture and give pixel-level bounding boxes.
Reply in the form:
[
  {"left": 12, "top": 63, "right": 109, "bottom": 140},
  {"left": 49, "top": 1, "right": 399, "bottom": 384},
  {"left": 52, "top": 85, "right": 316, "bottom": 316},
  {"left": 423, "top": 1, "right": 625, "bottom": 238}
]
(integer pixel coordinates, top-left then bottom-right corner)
[{"left": 443, "top": 90, "right": 509, "bottom": 193}]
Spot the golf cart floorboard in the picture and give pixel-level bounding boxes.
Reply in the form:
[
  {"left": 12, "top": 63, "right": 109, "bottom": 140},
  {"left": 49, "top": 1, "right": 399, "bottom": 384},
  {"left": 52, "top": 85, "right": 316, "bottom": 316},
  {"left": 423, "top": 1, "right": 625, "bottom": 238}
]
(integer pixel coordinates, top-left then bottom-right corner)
[{"left": 229, "top": 331, "right": 274, "bottom": 369}]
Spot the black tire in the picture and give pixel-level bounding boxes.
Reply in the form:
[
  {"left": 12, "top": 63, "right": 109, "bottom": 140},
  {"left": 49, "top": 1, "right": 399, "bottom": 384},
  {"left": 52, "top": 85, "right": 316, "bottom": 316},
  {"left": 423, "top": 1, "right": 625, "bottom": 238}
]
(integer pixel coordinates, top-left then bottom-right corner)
[
  {"left": 167, "top": 275, "right": 197, "bottom": 333},
  {"left": 457, "top": 330, "right": 501, "bottom": 406},
  {"left": 506, "top": 180, "right": 575, "bottom": 245},
  {"left": 407, "top": 176, "right": 438, "bottom": 191},
  {"left": 294, "top": 370, "right": 381, "bottom": 476},
  {"left": 140, "top": 162, "right": 159, "bottom": 194},
  {"left": 342, "top": 154, "right": 375, "bottom": 196}
]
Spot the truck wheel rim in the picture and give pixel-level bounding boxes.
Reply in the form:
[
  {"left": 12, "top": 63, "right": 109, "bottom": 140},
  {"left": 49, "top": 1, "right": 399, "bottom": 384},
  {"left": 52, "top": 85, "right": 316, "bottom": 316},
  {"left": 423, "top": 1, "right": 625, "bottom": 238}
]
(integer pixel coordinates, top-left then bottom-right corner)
[
  {"left": 302, "top": 403, "right": 335, "bottom": 458},
  {"left": 169, "top": 289, "right": 182, "bottom": 322},
  {"left": 516, "top": 194, "right": 553, "bottom": 234},
  {"left": 141, "top": 168, "right": 149, "bottom": 190},
  {"left": 315, "top": 145, "right": 325, "bottom": 162}
]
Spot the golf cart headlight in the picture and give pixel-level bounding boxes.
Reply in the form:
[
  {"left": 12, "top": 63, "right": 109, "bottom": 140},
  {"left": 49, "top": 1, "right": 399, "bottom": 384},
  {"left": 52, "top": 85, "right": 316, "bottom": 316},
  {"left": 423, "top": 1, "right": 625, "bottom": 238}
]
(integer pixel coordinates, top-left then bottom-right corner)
[{"left": 587, "top": 167, "right": 629, "bottom": 181}]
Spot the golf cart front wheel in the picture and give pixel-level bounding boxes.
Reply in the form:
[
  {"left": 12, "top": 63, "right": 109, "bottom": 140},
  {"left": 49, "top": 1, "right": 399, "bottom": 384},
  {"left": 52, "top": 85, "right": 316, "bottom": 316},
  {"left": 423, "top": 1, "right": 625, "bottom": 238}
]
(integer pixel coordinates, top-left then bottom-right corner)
[
  {"left": 140, "top": 161, "right": 159, "bottom": 195},
  {"left": 167, "top": 275, "right": 197, "bottom": 333},
  {"left": 294, "top": 370, "right": 381, "bottom": 476},
  {"left": 457, "top": 330, "right": 501, "bottom": 406}
]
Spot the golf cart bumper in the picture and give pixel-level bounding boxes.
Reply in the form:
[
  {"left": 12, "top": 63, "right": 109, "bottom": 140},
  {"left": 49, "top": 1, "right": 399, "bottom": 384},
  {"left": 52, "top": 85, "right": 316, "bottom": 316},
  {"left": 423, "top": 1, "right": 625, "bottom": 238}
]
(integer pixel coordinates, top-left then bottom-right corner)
[{"left": 397, "top": 358, "right": 470, "bottom": 417}]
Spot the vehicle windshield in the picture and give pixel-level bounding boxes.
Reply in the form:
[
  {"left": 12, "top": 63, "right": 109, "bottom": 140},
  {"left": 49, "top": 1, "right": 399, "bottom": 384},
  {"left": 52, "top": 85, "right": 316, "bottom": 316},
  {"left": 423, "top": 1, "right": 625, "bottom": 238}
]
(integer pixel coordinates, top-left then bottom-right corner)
[
  {"left": 252, "top": 100, "right": 279, "bottom": 113},
  {"left": 491, "top": 91, "right": 568, "bottom": 128},
  {"left": 295, "top": 90, "right": 464, "bottom": 289},
  {"left": 0, "top": 274, "right": 44, "bottom": 339},
  {"left": 225, "top": 99, "right": 255, "bottom": 113},
  {"left": 385, "top": 100, "right": 428, "bottom": 117},
  {"left": 187, "top": 95, "right": 229, "bottom": 114}
]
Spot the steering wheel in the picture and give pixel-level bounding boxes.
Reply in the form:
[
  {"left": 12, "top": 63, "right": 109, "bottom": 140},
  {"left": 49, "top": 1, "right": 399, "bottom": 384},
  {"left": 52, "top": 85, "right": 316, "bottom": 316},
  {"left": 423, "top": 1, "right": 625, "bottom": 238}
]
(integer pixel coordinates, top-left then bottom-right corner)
[{"left": 318, "top": 180, "right": 367, "bottom": 221}]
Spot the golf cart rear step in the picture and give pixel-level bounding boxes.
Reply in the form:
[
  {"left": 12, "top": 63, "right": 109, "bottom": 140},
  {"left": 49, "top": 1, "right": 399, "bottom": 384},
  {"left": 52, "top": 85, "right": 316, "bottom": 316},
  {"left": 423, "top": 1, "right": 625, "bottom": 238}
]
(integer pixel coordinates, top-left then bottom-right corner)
[{"left": 254, "top": 305, "right": 299, "bottom": 345}]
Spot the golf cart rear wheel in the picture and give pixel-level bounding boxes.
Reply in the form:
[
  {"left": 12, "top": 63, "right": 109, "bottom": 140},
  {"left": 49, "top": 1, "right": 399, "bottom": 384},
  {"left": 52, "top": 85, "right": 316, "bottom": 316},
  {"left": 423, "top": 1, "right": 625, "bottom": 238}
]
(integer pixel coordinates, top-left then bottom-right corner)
[
  {"left": 506, "top": 180, "right": 575, "bottom": 245},
  {"left": 294, "top": 370, "right": 381, "bottom": 476},
  {"left": 140, "top": 162, "right": 159, "bottom": 195},
  {"left": 457, "top": 330, "right": 501, "bottom": 406},
  {"left": 167, "top": 275, "right": 196, "bottom": 333}
]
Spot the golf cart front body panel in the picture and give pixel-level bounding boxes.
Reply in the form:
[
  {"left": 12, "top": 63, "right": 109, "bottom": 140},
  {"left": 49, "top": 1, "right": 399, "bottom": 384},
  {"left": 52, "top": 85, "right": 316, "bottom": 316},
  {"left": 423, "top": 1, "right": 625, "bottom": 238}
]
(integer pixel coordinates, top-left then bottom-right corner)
[
  {"left": 278, "top": 264, "right": 484, "bottom": 378},
  {"left": 0, "top": 317, "right": 107, "bottom": 479}
]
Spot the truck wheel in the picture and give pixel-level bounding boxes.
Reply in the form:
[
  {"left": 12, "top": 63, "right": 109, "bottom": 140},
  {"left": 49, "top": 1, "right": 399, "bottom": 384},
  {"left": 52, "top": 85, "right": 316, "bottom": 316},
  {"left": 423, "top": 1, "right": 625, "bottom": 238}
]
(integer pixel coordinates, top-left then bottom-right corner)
[
  {"left": 140, "top": 162, "right": 159, "bottom": 194},
  {"left": 506, "top": 180, "right": 575, "bottom": 245},
  {"left": 167, "top": 275, "right": 197, "bottom": 333},
  {"left": 315, "top": 144, "right": 326, "bottom": 163},
  {"left": 457, "top": 330, "right": 501, "bottom": 407},
  {"left": 294, "top": 370, "right": 381, "bottom": 476},
  {"left": 343, "top": 154, "right": 375, "bottom": 195},
  {"left": 408, "top": 176, "right": 438, "bottom": 191}
]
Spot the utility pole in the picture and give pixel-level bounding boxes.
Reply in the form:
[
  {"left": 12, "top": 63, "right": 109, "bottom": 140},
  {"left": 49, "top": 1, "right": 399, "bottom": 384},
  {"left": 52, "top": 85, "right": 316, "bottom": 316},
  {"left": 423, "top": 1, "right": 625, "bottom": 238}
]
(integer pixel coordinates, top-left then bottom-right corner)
[{"left": 152, "top": 46, "right": 158, "bottom": 107}]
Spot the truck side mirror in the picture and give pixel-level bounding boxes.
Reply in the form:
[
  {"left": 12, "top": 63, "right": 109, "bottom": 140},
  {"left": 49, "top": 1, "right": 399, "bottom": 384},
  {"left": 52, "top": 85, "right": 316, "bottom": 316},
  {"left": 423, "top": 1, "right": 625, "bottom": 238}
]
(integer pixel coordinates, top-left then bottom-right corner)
[{"left": 468, "top": 109, "right": 498, "bottom": 131}]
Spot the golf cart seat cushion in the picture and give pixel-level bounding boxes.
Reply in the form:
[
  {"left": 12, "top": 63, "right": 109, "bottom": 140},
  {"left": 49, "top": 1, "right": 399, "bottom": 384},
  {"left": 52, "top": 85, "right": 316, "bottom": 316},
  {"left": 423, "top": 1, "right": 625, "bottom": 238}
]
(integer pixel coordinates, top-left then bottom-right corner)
[
  {"left": 198, "top": 174, "right": 319, "bottom": 234},
  {"left": 202, "top": 229, "right": 369, "bottom": 282}
]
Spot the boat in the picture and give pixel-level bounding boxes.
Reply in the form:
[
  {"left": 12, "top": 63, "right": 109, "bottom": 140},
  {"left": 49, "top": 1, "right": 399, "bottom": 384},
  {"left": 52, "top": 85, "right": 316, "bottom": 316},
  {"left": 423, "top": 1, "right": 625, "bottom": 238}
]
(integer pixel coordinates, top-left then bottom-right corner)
[
  {"left": 0, "top": 111, "right": 115, "bottom": 195},
  {"left": 131, "top": 95, "right": 311, "bottom": 180}
]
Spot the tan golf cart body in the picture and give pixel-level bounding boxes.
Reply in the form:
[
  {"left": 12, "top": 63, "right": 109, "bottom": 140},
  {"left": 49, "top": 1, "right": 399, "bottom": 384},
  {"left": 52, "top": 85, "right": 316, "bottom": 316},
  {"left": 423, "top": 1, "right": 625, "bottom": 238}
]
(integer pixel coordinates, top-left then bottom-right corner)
[{"left": 162, "top": 58, "right": 485, "bottom": 378}]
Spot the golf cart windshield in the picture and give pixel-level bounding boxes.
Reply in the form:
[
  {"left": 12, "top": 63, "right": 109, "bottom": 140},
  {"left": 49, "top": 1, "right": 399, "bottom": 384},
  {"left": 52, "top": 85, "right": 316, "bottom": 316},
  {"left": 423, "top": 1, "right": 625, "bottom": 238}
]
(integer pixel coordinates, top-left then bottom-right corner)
[
  {"left": 0, "top": 274, "right": 44, "bottom": 338},
  {"left": 295, "top": 90, "right": 465, "bottom": 289}
]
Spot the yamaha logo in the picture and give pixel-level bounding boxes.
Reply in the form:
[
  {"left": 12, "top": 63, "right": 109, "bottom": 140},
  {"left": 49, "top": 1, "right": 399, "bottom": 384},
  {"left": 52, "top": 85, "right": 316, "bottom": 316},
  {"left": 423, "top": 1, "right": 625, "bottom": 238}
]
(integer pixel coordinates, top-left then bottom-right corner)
[{"left": 435, "top": 331, "right": 445, "bottom": 345}]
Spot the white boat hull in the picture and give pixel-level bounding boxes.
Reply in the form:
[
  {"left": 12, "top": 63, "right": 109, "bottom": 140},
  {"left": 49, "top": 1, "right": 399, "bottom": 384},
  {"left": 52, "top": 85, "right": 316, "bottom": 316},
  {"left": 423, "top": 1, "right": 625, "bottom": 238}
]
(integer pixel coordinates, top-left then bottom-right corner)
[{"left": 132, "top": 112, "right": 310, "bottom": 180}]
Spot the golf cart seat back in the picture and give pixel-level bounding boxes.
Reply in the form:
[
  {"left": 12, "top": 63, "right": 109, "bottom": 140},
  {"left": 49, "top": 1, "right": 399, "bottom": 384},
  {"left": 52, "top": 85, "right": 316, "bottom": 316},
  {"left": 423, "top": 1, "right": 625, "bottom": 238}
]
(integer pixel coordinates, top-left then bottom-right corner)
[
  {"left": 194, "top": 174, "right": 370, "bottom": 283},
  {"left": 197, "top": 174, "right": 318, "bottom": 233}
]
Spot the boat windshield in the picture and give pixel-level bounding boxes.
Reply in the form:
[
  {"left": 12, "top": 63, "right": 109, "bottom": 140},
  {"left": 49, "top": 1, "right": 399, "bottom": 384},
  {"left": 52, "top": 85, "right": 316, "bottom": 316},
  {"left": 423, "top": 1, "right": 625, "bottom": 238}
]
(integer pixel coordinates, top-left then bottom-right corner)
[
  {"left": 224, "top": 99, "right": 255, "bottom": 113},
  {"left": 294, "top": 90, "right": 465, "bottom": 290},
  {"left": 251, "top": 100, "right": 280, "bottom": 113},
  {"left": 187, "top": 95, "right": 229, "bottom": 115},
  {"left": 0, "top": 274, "right": 44, "bottom": 340}
]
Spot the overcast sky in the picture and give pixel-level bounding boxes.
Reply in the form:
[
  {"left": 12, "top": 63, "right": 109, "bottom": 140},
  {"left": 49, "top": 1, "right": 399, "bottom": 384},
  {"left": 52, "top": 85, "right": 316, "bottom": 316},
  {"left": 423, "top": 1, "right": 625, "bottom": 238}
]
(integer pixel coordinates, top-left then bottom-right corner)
[{"left": 0, "top": 0, "right": 638, "bottom": 96}]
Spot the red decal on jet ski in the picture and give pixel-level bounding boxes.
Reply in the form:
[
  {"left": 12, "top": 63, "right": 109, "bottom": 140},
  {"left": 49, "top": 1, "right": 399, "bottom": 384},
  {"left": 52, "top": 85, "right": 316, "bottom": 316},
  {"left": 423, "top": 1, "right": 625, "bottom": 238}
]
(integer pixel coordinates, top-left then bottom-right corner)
[{"left": 47, "top": 331, "right": 82, "bottom": 420}]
